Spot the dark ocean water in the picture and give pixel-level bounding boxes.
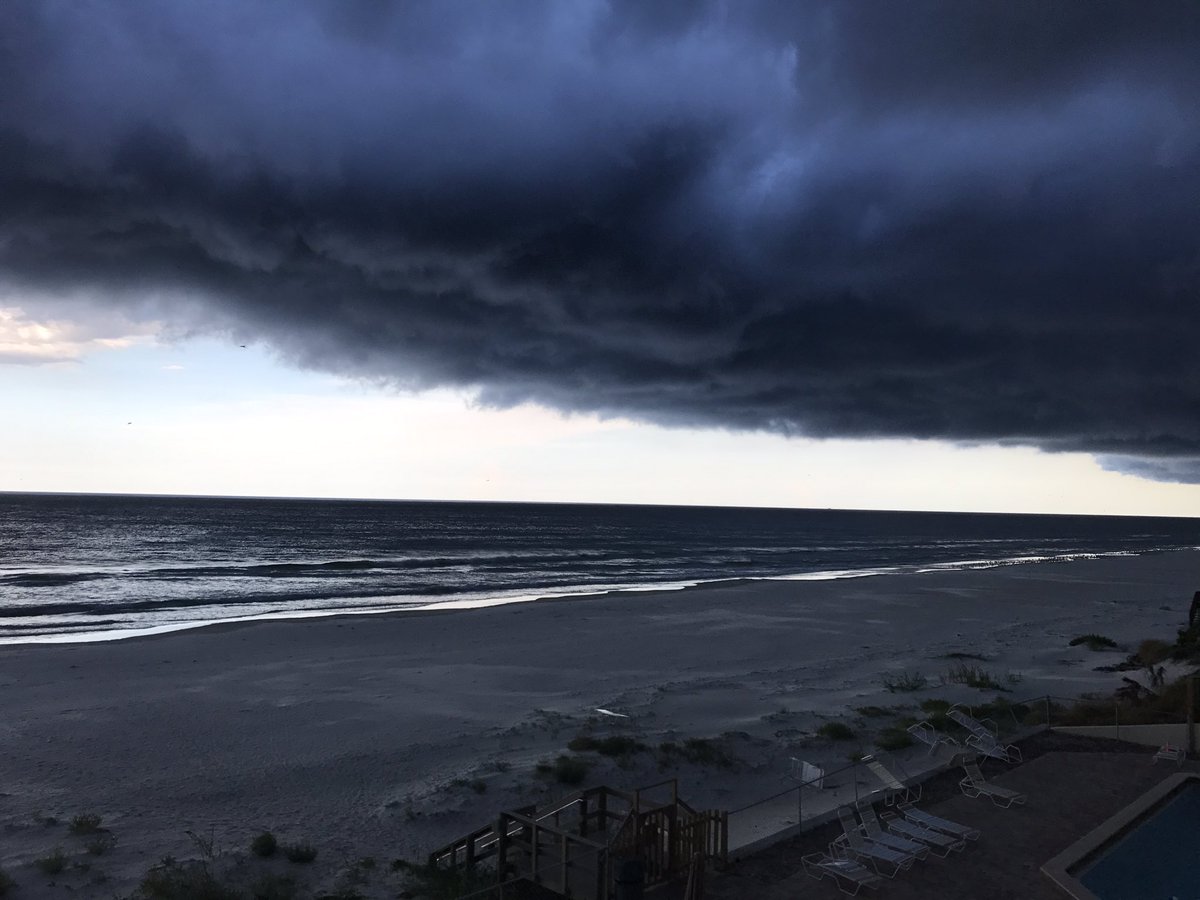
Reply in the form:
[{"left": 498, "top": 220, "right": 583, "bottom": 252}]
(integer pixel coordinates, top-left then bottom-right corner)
[{"left": 0, "top": 492, "right": 1197, "bottom": 643}]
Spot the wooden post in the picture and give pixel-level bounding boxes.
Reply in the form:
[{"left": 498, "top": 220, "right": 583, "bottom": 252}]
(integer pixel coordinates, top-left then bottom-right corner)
[
  {"left": 561, "top": 834, "right": 570, "bottom": 898},
  {"left": 496, "top": 816, "right": 509, "bottom": 887},
  {"left": 1044, "top": 695, "right": 1051, "bottom": 728},
  {"left": 531, "top": 821, "right": 540, "bottom": 884},
  {"left": 1188, "top": 677, "right": 1196, "bottom": 756}
]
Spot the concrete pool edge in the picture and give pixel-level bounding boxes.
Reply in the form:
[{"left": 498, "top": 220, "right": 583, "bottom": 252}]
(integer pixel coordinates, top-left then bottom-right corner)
[{"left": 1041, "top": 771, "right": 1199, "bottom": 899}]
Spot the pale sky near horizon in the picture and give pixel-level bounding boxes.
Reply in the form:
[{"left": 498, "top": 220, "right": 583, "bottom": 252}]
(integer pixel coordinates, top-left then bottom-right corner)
[{"left": 3, "top": 306, "right": 1199, "bottom": 517}]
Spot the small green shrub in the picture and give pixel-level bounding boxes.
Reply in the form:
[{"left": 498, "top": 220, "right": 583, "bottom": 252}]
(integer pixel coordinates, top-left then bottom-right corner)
[
  {"left": 283, "top": 842, "right": 318, "bottom": 864},
  {"left": 68, "top": 813, "right": 103, "bottom": 835},
  {"left": 883, "top": 671, "right": 928, "bottom": 693},
  {"left": 1070, "top": 633, "right": 1118, "bottom": 651},
  {"left": 658, "top": 738, "right": 735, "bottom": 769},
  {"left": 853, "top": 705, "right": 906, "bottom": 718},
  {"left": 941, "top": 663, "right": 1011, "bottom": 692},
  {"left": 567, "top": 734, "right": 648, "bottom": 757},
  {"left": 391, "top": 859, "right": 495, "bottom": 900},
  {"left": 34, "top": 848, "right": 67, "bottom": 875},
  {"left": 135, "top": 859, "right": 242, "bottom": 900},
  {"left": 0, "top": 866, "right": 14, "bottom": 896},
  {"left": 817, "top": 722, "right": 856, "bottom": 741},
  {"left": 551, "top": 755, "right": 590, "bottom": 786},
  {"left": 251, "top": 831, "right": 278, "bottom": 857},
  {"left": 875, "top": 727, "right": 915, "bottom": 751},
  {"left": 250, "top": 873, "right": 298, "bottom": 900},
  {"left": 86, "top": 833, "right": 117, "bottom": 855}
]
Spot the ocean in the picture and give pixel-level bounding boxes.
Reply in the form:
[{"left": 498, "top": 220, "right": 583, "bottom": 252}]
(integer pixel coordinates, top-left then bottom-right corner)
[{"left": 1, "top": 492, "right": 1196, "bottom": 643}]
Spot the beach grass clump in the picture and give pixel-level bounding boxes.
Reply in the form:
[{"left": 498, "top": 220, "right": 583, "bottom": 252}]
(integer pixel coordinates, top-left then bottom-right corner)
[
  {"left": 449, "top": 776, "right": 488, "bottom": 794},
  {"left": 282, "top": 842, "right": 318, "bottom": 864},
  {"left": 391, "top": 859, "right": 495, "bottom": 900},
  {"left": 853, "top": 704, "right": 907, "bottom": 718},
  {"left": 536, "top": 754, "right": 590, "bottom": 785},
  {"left": 68, "top": 812, "right": 103, "bottom": 835},
  {"left": 816, "top": 722, "right": 857, "bottom": 741},
  {"left": 567, "top": 734, "right": 648, "bottom": 758},
  {"left": 658, "top": 738, "right": 735, "bottom": 769},
  {"left": 874, "top": 727, "right": 915, "bottom": 752},
  {"left": 85, "top": 832, "right": 117, "bottom": 855},
  {"left": 249, "top": 873, "right": 298, "bottom": 900},
  {"left": 0, "top": 866, "right": 13, "bottom": 895},
  {"left": 33, "top": 848, "right": 67, "bottom": 876},
  {"left": 882, "top": 671, "right": 928, "bottom": 693},
  {"left": 918, "top": 698, "right": 953, "bottom": 728},
  {"left": 1070, "top": 633, "right": 1119, "bottom": 651},
  {"left": 250, "top": 831, "right": 278, "bottom": 858},
  {"left": 134, "top": 858, "right": 242, "bottom": 900},
  {"left": 941, "top": 663, "right": 1011, "bottom": 692}
]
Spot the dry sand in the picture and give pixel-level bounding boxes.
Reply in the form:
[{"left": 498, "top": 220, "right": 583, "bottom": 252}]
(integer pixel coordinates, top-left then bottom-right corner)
[{"left": 0, "top": 549, "right": 1197, "bottom": 897}]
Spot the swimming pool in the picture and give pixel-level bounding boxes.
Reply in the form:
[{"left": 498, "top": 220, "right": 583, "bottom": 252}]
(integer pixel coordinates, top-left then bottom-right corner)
[
  {"left": 1078, "top": 781, "right": 1200, "bottom": 899},
  {"left": 1042, "top": 772, "right": 1200, "bottom": 900}
]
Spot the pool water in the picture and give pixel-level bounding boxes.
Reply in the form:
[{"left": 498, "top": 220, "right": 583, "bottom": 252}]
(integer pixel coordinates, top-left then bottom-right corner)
[{"left": 1080, "top": 783, "right": 1200, "bottom": 899}]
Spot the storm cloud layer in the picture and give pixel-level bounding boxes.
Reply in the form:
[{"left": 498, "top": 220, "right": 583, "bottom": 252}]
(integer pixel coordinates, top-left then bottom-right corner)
[{"left": 2, "top": 1, "right": 1200, "bottom": 480}]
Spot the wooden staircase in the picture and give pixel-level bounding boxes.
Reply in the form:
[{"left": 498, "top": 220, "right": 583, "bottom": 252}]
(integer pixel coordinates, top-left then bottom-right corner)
[{"left": 428, "top": 780, "right": 727, "bottom": 899}]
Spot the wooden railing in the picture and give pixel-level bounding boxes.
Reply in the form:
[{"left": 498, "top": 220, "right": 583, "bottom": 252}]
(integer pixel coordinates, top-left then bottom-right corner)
[{"left": 428, "top": 779, "right": 727, "bottom": 899}]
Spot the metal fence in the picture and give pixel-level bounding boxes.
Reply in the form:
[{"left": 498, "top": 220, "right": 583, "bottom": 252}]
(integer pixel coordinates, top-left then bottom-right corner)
[{"left": 725, "top": 685, "right": 1199, "bottom": 843}]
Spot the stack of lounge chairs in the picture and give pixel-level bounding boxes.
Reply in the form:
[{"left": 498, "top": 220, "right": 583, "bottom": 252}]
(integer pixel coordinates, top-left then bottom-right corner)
[
  {"left": 809, "top": 799, "right": 982, "bottom": 893},
  {"left": 947, "top": 706, "right": 1023, "bottom": 763}
]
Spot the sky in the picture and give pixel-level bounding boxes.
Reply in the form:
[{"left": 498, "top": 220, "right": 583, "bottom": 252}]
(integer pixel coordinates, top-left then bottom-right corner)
[{"left": 2, "top": 1, "right": 1200, "bottom": 515}]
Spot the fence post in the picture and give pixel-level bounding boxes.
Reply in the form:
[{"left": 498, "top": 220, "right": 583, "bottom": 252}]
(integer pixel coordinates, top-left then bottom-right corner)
[
  {"left": 1188, "top": 677, "right": 1196, "bottom": 756},
  {"left": 1044, "top": 695, "right": 1051, "bottom": 729},
  {"left": 1115, "top": 700, "right": 1120, "bottom": 741}
]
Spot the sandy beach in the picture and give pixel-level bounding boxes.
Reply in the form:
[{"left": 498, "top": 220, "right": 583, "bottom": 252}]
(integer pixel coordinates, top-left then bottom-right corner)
[{"left": 2, "top": 549, "right": 1198, "bottom": 897}]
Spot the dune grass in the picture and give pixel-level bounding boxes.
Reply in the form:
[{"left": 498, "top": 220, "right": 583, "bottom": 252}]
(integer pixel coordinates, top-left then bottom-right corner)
[{"left": 882, "top": 671, "right": 928, "bottom": 692}]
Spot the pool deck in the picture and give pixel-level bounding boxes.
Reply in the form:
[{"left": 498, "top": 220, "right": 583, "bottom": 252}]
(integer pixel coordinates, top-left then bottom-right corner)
[{"left": 706, "top": 733, "right": 1200, "bottom": 900}]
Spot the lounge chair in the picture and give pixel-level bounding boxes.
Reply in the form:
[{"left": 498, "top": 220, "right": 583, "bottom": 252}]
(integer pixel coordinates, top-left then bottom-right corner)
[
  {"left": 853, "top": 802, "right": 933, "bottom": 860},
  {"left": 878, "top": 809, "right": 966, "bottom": 855},
  {"left": 861, "top": 754, "right": 921, "bottom": 804},
  {"left": 897, "top": 803, "right": 981, "bottom": 841},
  {"left": 802, "top": 851, "right": 883, "bottom": 895},
  {"left": 959, "top": 761, "right": 1027, "bottom": 808},
  {"left": 832, "top": 806, "right": 920, "bottom": 877},
  {"left": 947, "top": 706, "right": 1022, "bottom": 763},
  {"left": 908, "top": 720, "right": 961, "bottom": 756},
  {"left": 788, "top": 757, "right": 826, "bottom": 787},
  {"left": 1153, "top": 743, "right": 1185, "bottom": 766}
]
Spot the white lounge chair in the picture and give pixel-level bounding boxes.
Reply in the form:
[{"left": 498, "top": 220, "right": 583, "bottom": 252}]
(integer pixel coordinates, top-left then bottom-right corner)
[
  {"left": 959, "top": 761, "right": 1027, "bottom": 808},
  {"left": 1153, "top": 743, "right": 1185, "bottom": 766},
  {"left": 861, "top": 754, "right": 921, "bottom": 804},
  {"left": 803, "top": 851, "right": 883, "bottom": 895},
  {"left": 788, "top": 757, "right": 826, "bottom": 787},
  {"left": 947, "top": 706, "right": 1022, "bottom": 763},
  {"left": 853, "top": 802, "right": 933, "bottom": 860},
  {"left": 878, "top": 809, "right": 966, "bottom": 855},
  {"left": 897, "top": 803, "right": 981, "bottom": 841},
  {"left": 832, "top": 806, "right": 919, "bottom": 877},
  {"left": 908, "top": 720, "right": 961, "bottom": 756}
]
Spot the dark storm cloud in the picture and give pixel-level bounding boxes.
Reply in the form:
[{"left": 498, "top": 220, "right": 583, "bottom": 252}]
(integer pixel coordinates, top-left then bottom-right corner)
[{"left": 2, "top": 1, "right": 1200, "bottom": 480}]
